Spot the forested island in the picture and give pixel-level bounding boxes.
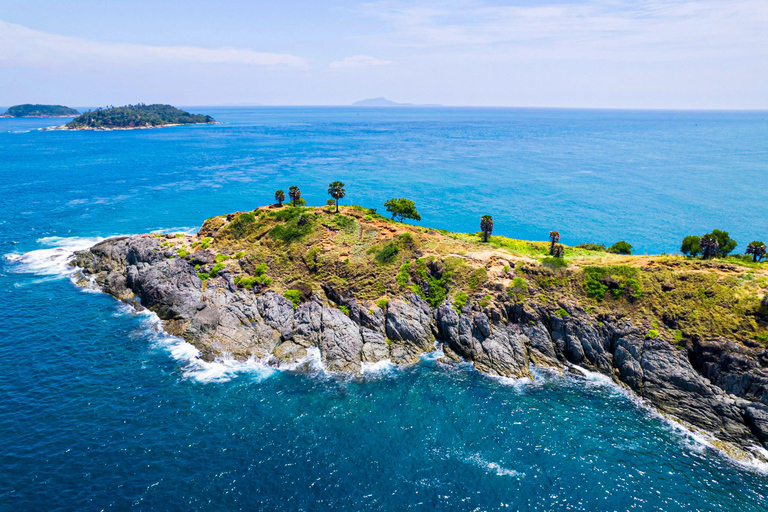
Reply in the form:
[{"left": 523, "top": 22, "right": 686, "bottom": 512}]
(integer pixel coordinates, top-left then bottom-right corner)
[
  {"left": 2, "top": 104, "right": 79, "bottom": 117},
  {"left": 72, "top": 183, "right": 768, "bottom": 461},
  {"left": 60, "top": 104, "right": 215, "bottom": 130}
]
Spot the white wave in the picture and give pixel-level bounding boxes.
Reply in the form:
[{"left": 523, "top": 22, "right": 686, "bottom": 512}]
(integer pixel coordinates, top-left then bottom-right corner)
[
  {"left": 465, "top": 454, "right": 524, "bottom": 478},
  {"left": 361, "top": 358, "right": 396, "bottom": 376},
  {"left": 4, "top": 236, "right": 103, "bottom": 276},
  {"left": 419, "top": 340, "right": 445, "bottom": 363}
]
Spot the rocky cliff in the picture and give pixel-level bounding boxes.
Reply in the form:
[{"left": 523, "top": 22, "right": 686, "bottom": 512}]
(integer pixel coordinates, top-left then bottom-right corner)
[{"left": 71, "top": 206, "right": 768, "bottom": 459}]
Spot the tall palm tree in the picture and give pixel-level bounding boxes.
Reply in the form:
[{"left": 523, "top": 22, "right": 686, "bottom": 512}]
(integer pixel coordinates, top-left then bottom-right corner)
[
  {"left": 700, "top": 234, "right": 719, "bottom": 259},
  {"left": 327, "top": 181, "right": 346, "bottom": 213},
  {"left": 274, "top": 189, "right": 285, "bottom": 206},
  {"left": 746, "top": 241, "right": 767, "bottom": 262},
  {"left": 288, "top": 186, "right": 301, "bottom": 207},
  {"left": 549, "top": 231, "right": 560, "bottom": 256},
  {"left": 480, "top": 215, "right": 493, "bottom": 243}
]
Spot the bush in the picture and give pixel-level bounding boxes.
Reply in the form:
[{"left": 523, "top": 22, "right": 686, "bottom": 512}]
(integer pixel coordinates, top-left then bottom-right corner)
[
  {"left": 554, "top": 308, "right": 569, "bottom": 318},
  {"left": 234, "top": 251, "right": 245, "bottom": 259},
  {"left": 197, "top": 272, "right": 210, "bottom": 281},
  {"left": 227, "top": 212, "right": 257, "bottom": 239},
  {"left": 254, "top": 263, "right": 267, "bottom": 276},
  {"left": 284, "top": 290, "right": 302, "bottom": 309},
  {"left": 397, "top": 232, "right": 416, "bottom": 250},
  {"left": 209, "top": 262, "right": 225, "bottom": 277},
  {"left": 376, "top": 298, "right": 389, "bottom": 310},
  {"left": 269, "top": 214, "right": 314, "bottom": 244},
  {"left": 396, "top": 262, "right": 411, "bottom": 287},
  {"left": 607, "top": 241, "right": 633, "bottom": 255},
  {"left": 510, "top": 277, "right": 528, "bottom": 291},
  {"left": 680, "top": 235, "right": 701, "bottom": 257},
  {"left": 215, "top": 253, "right": 230, "bottom": 263},
  {"left": 646, "top": 329, "right": 659, "bottom": 338},
  {"left": 478, "top": 294, "right": 491, "bottom": 308},
  {"left": 576, "top": 243, "right": 606, "bottom": 252},
  {"left": 339, "top": 305, "right": 350, "bottom": 315},
  {"left": 469, "top": 267, "right": 487, "bottom": 289},
  {"left": 200, "top": 237, "right": 212, "bottom": 249},
  {"left": 542, "top": 257, "right": 567, "bottom": 270},
  {"left": 375, "top": 242, "right": 399, "bottom": 264},
  {"left": 453, "top": 292, "right": 468, "bottom": 309},
  {"left": 177, "top": 248, "right": 190, "bottom": 258}
]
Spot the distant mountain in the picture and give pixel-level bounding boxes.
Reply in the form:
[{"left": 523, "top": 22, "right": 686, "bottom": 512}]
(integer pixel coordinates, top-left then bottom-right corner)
[
  {"left": 2, "top": 104, "right": 79, "bottom": 117},
  {"left": 351, "top": 97, "right": 441, "bottom": 107}
]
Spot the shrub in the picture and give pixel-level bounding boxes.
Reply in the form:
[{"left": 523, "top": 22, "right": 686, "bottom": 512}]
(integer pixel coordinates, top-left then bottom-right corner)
[
  {"left": 469, "top": 267, "right": 487, "bottom": 289},
  {"left": 177, "top": 248, "right": 190, "bottom": 258},
  {"left": 397, "top": 232, "right": 416, "bottom": 250},
  {"left": 254, "top": 263, "right": 268, "bottom": 276},
  {"left": 554, "top": 307, "right": 569, "bottom": 318},
  {"left": 215, "top": 253, "right": 230, "bottom": 263},
  {"left": 396, "top": 262, "right": 411, "bottom": 287},
  {"left": 478, "top": 294, "right": 491, "bottom": 308},
  {"left": 269, "top": 214, "right": 314, "bottom": 243},
  {"left": 284, "top": 290, "right": 302, "bottom": 309},
  {"left": 510, "top": 277, "right": 528, "bottom": 291},
  {"left": 200, "top": 237, "right": 212, "bottom": 249},
  {"left": 756, "top": 333, "right": 768, "bottom": 345},
  {"left": 209, "top": 262, "right": 225, "bottom": 277},
  {"left": 607, "top": 241, "right": 633, "bottom": 255},
  {"left": 375, "top": 242, "right": 399, "bottom": 264},
  {"left": 339, "top": 305, "right": 350, "bottom": 315},
  {"left": 234, "top": 251, "right": 245, "bottom": 259},
  {"left": 197, "top": 272, "right": 210, "bottom": 281},
  {"left": 646, "top": 329, "right": 659, "bottom": 338},
  {"left": 305, "top": 247, "right": 321, "bottom": 271},
  {"left": 542, "top": 257, "right": 567, "bottom": 270},
  {"left": 376, "top": 298, "right": 389, "bottom": 310},
  {"left": 680, "top": 235, "right": 701, "bottom": 257},
  {"left": 453, "top": 292, "right": 468, "bottom": 309},
  {"left": 227, "top": 212, "right": 257, "bottom": 239},
  {"left": 576, "top": 243, "right": 606, "bottom": 252}
]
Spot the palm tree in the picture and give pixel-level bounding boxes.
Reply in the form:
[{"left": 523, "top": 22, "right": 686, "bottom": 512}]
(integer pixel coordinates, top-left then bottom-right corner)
[
  {"left": 480, "top": 215, "right": 493, "bottom": 242},
  {"left": 746, "top": 241, "right": 767, "bottom": 262},
  {"left": 700, "top": 234, "right": 719, "bottom": 259},
  {"left": 327, "top": 181, "right": 346, "bottom": 213},
  {"left": 288, "top": 186, "right": 301, "bottom": 207},
  {"left": 274, "top": 189, "right": 285, "bottom": 206},
  {"left": 549, "top": 231, "right": 560, "bottom": 256}
]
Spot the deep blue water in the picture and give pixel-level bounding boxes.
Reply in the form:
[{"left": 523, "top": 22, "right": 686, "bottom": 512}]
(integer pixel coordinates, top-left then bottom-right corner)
[{"left": 2, "top": 107, "right": 768, "bottom": 511}]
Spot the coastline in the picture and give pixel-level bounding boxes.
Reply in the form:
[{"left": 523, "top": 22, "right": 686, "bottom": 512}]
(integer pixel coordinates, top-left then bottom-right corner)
[{"left": 43, "top": 121, "right": 219, "bottom": 131}]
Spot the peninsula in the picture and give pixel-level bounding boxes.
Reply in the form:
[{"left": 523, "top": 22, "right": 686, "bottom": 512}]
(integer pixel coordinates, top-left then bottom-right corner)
[
  {"left": 2, "top": 104, "right": 79, "bottom": 117},
  {"left": 72, "top": 193, "right": 768, "bottom": 459},
  {"left": 59, "top": 104, "right": 215, "bottom": 130}
]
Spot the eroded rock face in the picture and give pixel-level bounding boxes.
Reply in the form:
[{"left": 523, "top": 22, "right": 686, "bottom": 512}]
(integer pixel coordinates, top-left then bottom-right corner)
[{"left": 73, "top": 235, "right": 768, "bottom": 453}]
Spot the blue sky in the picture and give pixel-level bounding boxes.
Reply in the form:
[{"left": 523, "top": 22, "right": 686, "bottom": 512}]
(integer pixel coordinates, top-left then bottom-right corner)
[{"left": 1, "top": 0, "right": 766, "bottom": 108}]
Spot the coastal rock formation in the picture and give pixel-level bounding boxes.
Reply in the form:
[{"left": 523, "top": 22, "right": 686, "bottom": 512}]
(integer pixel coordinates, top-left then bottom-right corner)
[{"left": 73, "top": 233, "right": 768, "bottom": 457}]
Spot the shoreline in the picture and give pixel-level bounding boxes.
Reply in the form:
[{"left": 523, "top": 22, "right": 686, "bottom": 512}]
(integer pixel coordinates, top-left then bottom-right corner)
[{"left": 42, "top": 121, "right": 219, "bottom": 132}]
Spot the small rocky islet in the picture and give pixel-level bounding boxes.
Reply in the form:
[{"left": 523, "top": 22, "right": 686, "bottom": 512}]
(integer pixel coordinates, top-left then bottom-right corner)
[
  {"left": 71, "top": 200, "right": 768, "bottom": 459},
  {"left": 54, "top": 104, "right": 215, "bottom": 130}
]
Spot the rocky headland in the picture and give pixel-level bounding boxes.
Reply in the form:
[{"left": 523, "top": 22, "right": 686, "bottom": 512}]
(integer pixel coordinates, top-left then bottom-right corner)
[{"left": 71, "top": 204, "right": 768, "bottom": 459}]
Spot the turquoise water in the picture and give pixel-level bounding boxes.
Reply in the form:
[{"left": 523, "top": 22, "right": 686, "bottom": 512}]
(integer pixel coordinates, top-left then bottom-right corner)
[{"left": 2, "top": 108, "right": 768, "bottom": 510}]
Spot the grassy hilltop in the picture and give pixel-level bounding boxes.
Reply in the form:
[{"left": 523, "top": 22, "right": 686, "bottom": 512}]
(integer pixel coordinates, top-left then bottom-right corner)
[{"left": 158, "top": 202, "right": 768, "bottom": 349}]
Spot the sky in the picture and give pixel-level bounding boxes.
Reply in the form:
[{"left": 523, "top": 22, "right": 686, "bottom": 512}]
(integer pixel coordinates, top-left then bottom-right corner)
[{"left": 1, "top": 0, "right": 766, "bottom": 109}]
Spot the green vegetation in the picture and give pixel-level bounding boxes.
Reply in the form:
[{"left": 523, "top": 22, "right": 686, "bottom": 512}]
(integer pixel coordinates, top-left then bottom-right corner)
[
  {"left": 608, "top": 241, "right": 633, "bottom": 255},
  {"left": 746, "top": 241, "right": 766, "bottom": 262},
  {"left": 680, "top": 236, "right": 701, "bottom": 257},
  {"left": 549, "top": 231, "right": 560, "bottom": 256},
  {"left": 682, "top": 230, "right": 737, "bottom": 259},
  {"left": 542, "top": 257, "right": 567, "bottom": 271},
  {"left": 288, "top": 186, "right": 301, "bottom": 207},
  {"left": 3, "top": 104, "right": 79, "bottom": 117},
  {"left": 554, "top": 307, "right": 569, "bottom": 318},
  {"left": 647, "top": 329, "right": 659, "bottom": 338},
  {"left": 583, "top": 266, "right": 642, "bottom": 301},
  {"left": 339, "top": 305, "right": 350, "bottom": 315},
  {"left": 576, "top": 243, "right": 606, "bottom": 252},
  {"left": 215, "top": 253, "right": 230, "bottom": 263},
  {"left": 284, "top": 290, "right": 302, "bottom": 309},
  {"left": 480, "top": 215, "right": 493, "bottom": 243},
  {"left": 384, "top": 198, "right": 421, "bottom": 223},
  {"left": 453, "top": 292, "right": 468, "bottom": 309},
  {"left": 375, "top": 242, "right": 399, "bottom": 264},
  {"left": 376, "top": 298, "right": 389, "bottom": 309},
  {"left": 65, "top": 104, "right": 213, "bottom": 129},
  {"left": 328, "top": 181, "right": 346, "bottom": 213},
  {"left": 274, "top": 190, "right": 285, "bottom": 206}
]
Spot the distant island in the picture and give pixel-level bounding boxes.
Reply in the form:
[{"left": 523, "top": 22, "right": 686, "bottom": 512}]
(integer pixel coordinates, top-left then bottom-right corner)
[
  {"left": 57, "top": 104, "right": 216, "bottom": 131},
  {"left": 2, "top": 104, "right": 79, "bottom": 117},
  {"left": 351, "top": 97, "right": 442, "bottom": 107}
]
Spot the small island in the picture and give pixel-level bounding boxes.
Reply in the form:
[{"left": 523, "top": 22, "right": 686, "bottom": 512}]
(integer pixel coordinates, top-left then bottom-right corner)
[
  {"left": 59, "top": 104, "right": 215, "bottom": 130},
  {"left": 2, "top": 104, "right": 80, "bottom": 117}
]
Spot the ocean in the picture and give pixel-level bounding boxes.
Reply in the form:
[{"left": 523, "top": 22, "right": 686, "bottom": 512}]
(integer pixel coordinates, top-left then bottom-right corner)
[{"left": 1, "top": 107, "right": 767, "bottom": 510}]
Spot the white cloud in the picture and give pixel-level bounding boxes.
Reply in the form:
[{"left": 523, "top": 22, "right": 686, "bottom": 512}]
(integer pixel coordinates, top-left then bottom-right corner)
[
  {"left": 328, "top": 54, "right": 393, "bottom": 69},
  {"left": 357, "top": 0, "right": 768, "bottom": 61},
  {"left": 0, "top": 20, "right": 308, "bottom": 69}
]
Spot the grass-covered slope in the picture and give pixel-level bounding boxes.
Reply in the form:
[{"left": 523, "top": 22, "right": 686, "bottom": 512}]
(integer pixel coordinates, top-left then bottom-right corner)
[
  {"left": 163, "top": 204, "right": 768, "bottom": 348},
  {"left": 2, "top": 104, "right": 79, "bottom": 117},
  {"left": 65, "top": 104, "right": 214, "bottom": 129}
]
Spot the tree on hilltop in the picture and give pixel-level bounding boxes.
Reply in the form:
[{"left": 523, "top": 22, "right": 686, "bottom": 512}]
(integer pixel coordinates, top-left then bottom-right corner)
[
  {"left": 746, "top": 241, "right": 766, "bottom": 262},
  {"left": 275, "top": 190, "right": 285, "bottom": 206},
  {"left": 549, "top": 231, "right": 560, "bottom": 256},
  {"left": 480, "top": 215, "right": 494, "bottom": 243},
  {"left": 328, "top": 181, "right": 346, "bottom": 213},
  {"left": 680, "top": 236, "right": 701, "bottom": 257},
  {"left": 607, "top": 241, "right": 633, "bottom": 255},
  {"left": 288, "top": 186, "right": 301, "bottom": 207},
  {"left": 384, "top": 198, "right": 421, "bottom": 223},
  {"left": 700, "top": 234, "right": 720, "bottom": 259}
]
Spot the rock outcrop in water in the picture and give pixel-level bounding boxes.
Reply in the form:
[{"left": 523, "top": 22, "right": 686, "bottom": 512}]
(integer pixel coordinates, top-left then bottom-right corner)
[{"left": 71, "top": 206, "right": 768, "bottom": 458}]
